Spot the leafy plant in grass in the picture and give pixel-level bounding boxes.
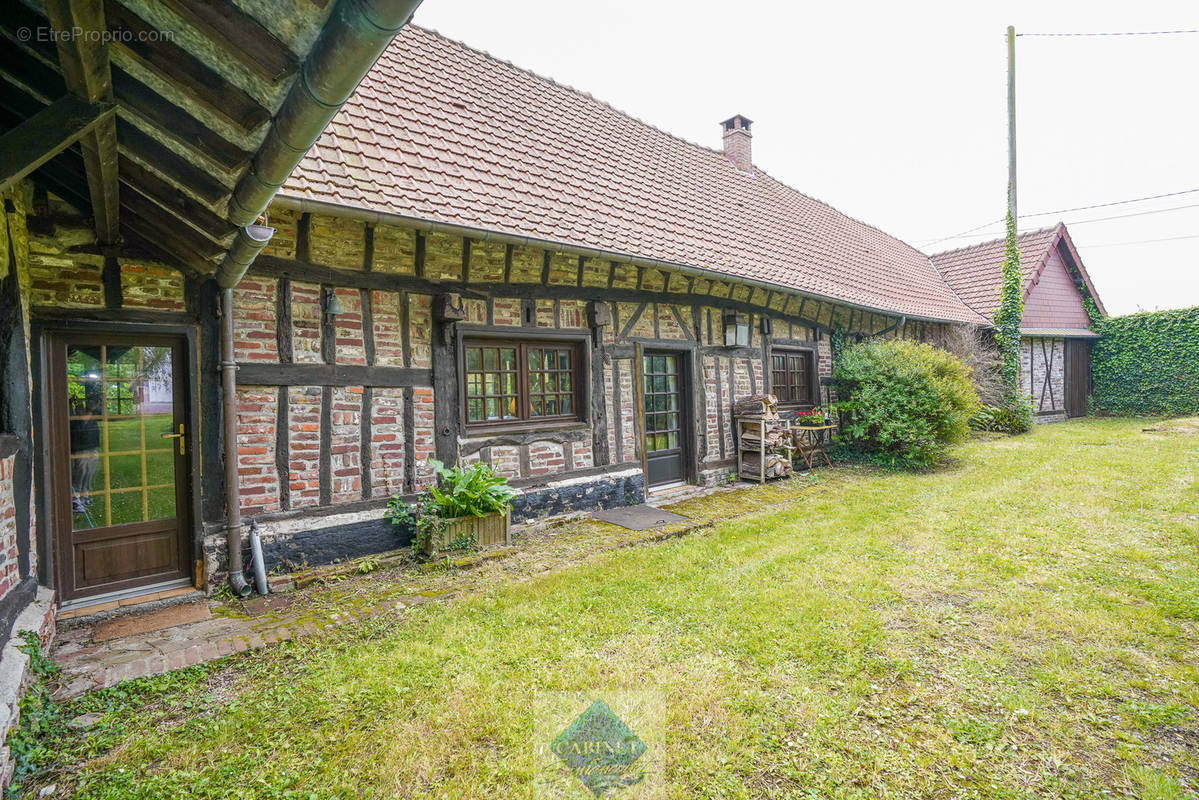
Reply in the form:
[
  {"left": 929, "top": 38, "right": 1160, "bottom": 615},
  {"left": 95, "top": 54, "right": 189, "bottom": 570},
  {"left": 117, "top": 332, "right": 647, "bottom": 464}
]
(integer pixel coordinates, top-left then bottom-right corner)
[
  {"left": 833, "top": 339, "right": 980, "bottom": 468},
  {"left": 386, "top": 459, "right": 516, "bottom": 555},
  {"left": 969, "top": 401, "right": 1033, "bottom": 434},
  {"left": 8, "top": 631, "right": 66, "bottom": 797}
]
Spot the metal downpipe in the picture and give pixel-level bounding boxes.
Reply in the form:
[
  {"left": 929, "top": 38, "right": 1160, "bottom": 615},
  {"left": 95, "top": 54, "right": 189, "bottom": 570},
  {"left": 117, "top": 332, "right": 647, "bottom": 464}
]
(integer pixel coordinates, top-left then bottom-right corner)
[{"left": 221, "top": 287, "right": 251, "bottom": 597}]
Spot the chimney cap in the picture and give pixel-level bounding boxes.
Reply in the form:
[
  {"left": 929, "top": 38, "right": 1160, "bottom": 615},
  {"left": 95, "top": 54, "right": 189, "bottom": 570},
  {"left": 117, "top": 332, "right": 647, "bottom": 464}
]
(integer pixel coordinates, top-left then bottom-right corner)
[{"left": 721, "top": 114, "right": 753, "bottom": 132}]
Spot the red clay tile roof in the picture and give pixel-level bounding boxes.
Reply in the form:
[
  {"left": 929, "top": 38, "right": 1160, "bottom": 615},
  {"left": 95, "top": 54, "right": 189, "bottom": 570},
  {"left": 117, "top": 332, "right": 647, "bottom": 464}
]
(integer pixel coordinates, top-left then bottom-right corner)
[
  {"left": 929, "top": 226, "right": 1062, "bottom": 319},
  {"left": 281, "top": 26, "right": 986, "bottom": 324}
]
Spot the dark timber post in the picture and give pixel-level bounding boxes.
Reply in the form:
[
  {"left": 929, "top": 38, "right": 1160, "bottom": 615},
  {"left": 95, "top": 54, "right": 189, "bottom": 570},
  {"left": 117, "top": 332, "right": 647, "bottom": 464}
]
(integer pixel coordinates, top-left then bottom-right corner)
[
  {"left": 0, "top": 206, "right": 33, "bottom": 583},
  {"left": 432, "top": 293, "right": 465, "bottom": 466}
]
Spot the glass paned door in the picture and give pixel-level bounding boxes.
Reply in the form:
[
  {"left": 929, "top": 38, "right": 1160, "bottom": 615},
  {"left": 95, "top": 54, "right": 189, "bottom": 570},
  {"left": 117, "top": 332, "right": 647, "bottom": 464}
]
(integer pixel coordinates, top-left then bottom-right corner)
[
  {"left": 642, "top": 352, "right": 686, "bottom": 486},
  {"left": 53, "top": 335, "right": 190, "bottom": 601}
]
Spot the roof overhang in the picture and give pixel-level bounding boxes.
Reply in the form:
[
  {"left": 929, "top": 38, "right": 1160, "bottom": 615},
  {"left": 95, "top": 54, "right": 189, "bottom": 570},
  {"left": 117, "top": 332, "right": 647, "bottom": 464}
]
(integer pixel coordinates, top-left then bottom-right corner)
[
  {"left": 1020, "top": 327, "right": 1100, "bottom": 339},
  {"left": 0, "top": 0, "right": 422, "bottom": 284},
  {"left": 273, "top": 193, "right": 989, "bottom": 327}
]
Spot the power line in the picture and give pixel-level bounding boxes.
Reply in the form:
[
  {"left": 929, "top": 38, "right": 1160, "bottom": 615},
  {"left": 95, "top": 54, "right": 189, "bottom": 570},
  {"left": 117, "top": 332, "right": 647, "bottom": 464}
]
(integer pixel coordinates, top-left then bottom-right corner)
[
  {"left": 927, "top": 201, "right": 1199, "bottom": 247},
  {"left": 1017, "top": 29, "right": 1199, "bottom": 38},
  {"left": 917, "top": 187, "right": 1199, "bottom": 247},
  {"left": 1083, "top": 233, "right": 1199, "bottom": 249}
]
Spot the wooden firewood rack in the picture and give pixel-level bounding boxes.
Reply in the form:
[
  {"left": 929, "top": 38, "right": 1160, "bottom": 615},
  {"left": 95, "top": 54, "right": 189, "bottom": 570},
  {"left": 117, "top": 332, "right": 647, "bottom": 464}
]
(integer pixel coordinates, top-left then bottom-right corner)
[{"left": 735, "top": 416, "right": 795, "bottom": 483}]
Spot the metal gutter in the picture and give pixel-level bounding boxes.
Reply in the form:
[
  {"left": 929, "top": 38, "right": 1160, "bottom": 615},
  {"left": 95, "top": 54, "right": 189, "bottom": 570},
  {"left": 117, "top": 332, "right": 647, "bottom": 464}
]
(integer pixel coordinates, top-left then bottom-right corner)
[
  {"left": 217, "top": 0, "right": 423, "bottom": 288},
  {"left": 272, "top": 193, "right": 984, "bottom": 327}
]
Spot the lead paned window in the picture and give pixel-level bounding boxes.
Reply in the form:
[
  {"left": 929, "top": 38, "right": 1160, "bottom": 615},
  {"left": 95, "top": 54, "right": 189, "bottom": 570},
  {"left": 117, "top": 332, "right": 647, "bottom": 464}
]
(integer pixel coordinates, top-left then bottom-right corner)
[{"left": 463, "top": 340, "right": 580, "bottom": 426}]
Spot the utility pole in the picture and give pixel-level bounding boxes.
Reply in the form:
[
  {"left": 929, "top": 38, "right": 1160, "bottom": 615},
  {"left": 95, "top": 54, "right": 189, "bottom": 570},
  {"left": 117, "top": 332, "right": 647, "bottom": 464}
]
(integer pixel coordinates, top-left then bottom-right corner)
[
  {"left": 1007, "top": 25, "right": 1017, "bottom": 226},
  {"left": 997, "top": 24, "right": 1025, "bottom": 403}
]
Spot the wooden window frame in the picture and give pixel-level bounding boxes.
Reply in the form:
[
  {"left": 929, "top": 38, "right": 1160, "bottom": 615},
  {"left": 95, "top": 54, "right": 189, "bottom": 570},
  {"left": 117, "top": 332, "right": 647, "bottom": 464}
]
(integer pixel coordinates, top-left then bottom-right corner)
[
  {"left": 458, "top": 328, "right": 590, "bottom": 433},
  {"left": 770, "top": 346, "right": 817, "bottom": 407}
]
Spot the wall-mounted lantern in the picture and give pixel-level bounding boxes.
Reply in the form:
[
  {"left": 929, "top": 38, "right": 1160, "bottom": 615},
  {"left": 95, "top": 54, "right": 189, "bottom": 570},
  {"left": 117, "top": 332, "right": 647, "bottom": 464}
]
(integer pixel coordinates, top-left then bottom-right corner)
[
  {"left": 723, "top": 310, "right": 749, "bottom": 348},
  {"left": 323, "top": 286, "right": 343, "bottom": 317},
  {"left": 760, "top": 316, "right": 773, "bottom": 335}
]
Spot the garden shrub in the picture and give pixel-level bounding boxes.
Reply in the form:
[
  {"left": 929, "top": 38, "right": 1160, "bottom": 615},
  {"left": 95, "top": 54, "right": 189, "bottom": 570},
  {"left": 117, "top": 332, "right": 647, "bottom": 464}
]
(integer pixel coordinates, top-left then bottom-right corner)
[
  {"left": 833, "top": 339, "right": 981, "bottom": 468},
  {"left": 1091, "top": 306, "right": 1199, "bottom": 416},
  {"left": 969, "top": 401, "right": 1033, "bottom": 434}
]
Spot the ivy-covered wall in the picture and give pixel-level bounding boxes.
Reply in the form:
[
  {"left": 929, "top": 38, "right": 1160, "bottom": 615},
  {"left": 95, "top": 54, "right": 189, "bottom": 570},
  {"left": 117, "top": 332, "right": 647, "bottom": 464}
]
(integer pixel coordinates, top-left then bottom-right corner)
[{"left": 1091, "top": 307, "right": 1199, "bottom": 416}]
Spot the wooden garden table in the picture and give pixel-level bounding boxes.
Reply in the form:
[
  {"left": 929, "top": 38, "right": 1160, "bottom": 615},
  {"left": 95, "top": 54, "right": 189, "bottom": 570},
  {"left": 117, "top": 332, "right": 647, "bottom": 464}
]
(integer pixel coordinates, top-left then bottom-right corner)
[{"left": 791, "top": 424, "right": 837, "bottom": 470}]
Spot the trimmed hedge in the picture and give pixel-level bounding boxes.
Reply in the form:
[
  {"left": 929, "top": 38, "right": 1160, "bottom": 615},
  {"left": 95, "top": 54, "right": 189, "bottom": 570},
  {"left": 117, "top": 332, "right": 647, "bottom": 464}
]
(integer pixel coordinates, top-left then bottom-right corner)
[
  {"left": 833, "top": 339, "right": 980, "bottom": 468},
  {"left": 1092, "top": 307, "right": 1199, "bottom": 416}
]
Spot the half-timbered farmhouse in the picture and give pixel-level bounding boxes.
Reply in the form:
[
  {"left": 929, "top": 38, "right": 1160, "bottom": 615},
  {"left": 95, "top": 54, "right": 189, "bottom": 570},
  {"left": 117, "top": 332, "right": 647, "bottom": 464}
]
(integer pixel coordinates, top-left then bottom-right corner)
[
  {"left": 0, "top": 5, "right": 1106, "bottom": 688},
  {"left": 932, "top": 223, "right": 1105, "bottom": 421}
]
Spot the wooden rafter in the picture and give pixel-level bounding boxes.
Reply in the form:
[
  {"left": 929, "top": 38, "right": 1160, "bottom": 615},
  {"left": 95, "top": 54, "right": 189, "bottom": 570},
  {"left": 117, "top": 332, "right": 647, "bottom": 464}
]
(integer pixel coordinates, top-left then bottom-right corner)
[
  {"left": 0, "top": 95, "right": 115, "bottom": 193},
  {"left": 43, "top": 0, "right": 120, "bottom": 245},
  {"left": 146, "top": 0, "right": 297, "bottom": 84}
]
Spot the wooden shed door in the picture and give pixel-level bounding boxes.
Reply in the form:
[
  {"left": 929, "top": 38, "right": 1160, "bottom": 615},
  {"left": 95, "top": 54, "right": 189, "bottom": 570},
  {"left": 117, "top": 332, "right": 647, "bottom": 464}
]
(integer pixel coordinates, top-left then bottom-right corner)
[
  {"left": 50, "top": 334, "right": 191, "bottom": 602},
  {"left": 1064, "top": 339, "right": 1091, "bottom": 418}
]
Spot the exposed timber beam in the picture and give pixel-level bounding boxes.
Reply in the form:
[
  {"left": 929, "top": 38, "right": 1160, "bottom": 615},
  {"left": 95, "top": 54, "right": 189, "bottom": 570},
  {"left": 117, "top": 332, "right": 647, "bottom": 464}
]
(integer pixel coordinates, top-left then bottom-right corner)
[
  {"left": 147, "top": 0, "right": 298, "bottom": 84},
  {"left": 0, "top": 95, "right": 114, "bottom": 193},
  {"left": 105, "top": 0, "right": 271, "bottom": 135},
  {"left": 44, "top": 0, "right": 120, "bottom": 245}
]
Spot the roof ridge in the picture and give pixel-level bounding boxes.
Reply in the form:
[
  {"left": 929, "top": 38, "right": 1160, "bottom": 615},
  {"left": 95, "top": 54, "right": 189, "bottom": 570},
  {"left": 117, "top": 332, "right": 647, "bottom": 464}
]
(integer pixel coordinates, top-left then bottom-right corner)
[
  {"left": 408, "top": 25, "right": 958, "bottom": 283},
  {"left": 928, "top": 224, "right": 1062, "bottom": 257},
  {"left": 290, "top": 24, "right": 990, "bottom": 324}
]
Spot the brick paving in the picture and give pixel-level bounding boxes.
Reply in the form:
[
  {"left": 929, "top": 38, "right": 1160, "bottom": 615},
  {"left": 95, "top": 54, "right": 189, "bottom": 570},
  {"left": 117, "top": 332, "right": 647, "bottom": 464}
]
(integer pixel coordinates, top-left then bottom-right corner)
[{"left": 51, "top": 589, "right": 450, "bottom": 699}]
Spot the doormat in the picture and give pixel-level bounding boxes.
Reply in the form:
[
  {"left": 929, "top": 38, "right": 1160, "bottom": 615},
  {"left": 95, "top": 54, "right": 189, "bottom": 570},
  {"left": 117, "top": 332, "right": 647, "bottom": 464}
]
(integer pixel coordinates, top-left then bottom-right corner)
[
  {"left": 92, "top": 601, "right": 211, "bottom": 643},
  {"left": 592, "top": 504, "right": 688, "bottom": 531}
]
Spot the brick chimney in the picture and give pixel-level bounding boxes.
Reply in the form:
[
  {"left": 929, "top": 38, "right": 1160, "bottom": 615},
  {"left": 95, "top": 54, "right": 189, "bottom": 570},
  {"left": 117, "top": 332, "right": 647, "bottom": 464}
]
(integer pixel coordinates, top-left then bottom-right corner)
[{"left": 721, "top": 114, "right": 753, "bottom": 171}]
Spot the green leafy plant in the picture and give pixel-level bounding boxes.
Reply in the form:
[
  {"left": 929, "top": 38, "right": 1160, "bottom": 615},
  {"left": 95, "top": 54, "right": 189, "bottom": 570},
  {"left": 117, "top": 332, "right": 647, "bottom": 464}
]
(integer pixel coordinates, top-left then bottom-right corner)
[
  {"left": 385, "top": 460, "right": 516, "bottom": 557},
  {"left": 833, "top": 339, "right": 980, "bottom": 468},
  {"left": 969, "top": 400, "right": 1033, "bottom": 434},
  {"left": 1089, "top": 306, "right": 1199, "bottom": 416},
  {"left": 425, "top": 459, "right": 517, "bottom": 519},
  {"left": 793, "top": 408, "right": 829, "bottom": 427},
  {"left": 995, "top": 210, "right": 1025, "bottom": 400},
  {"left": 8, "top": 631, "right": 66, "bottom": 797}
]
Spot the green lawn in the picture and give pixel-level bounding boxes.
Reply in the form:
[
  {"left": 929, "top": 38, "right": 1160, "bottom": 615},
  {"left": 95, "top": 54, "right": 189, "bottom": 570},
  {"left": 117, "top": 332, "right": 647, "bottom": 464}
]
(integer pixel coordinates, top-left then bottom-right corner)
[{"left": 45, "top": 418, "right": 1199, "bottom": 799}]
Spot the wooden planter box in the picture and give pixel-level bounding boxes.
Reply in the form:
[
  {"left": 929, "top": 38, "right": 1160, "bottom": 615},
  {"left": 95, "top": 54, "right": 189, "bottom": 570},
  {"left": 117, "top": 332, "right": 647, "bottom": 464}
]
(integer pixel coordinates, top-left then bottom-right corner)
[{"left": 421, "top": 509, "right": 511, "bottom": 557}]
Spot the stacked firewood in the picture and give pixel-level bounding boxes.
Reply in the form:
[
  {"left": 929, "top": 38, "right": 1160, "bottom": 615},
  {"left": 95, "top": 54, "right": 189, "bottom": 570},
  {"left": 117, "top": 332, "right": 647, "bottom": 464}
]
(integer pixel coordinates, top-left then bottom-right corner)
[
  {"left": 740, "top": 452, "right": 792, "bottom": 479},
  {"left": 732, "top": 394, "right": 780, "bottom": 419},
  {"left": 738, "top": 424, "right": 791, "bottom": 450}
]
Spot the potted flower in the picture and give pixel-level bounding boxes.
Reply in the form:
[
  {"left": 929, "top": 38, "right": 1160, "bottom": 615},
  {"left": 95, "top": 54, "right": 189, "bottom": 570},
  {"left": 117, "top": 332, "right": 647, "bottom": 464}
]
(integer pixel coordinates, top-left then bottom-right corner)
[
  {"left": 386, "top": 459, "right": 517, "bottom": 558},
  {"left": 793, "top": 408, "right": 830, "bottom": 427}
]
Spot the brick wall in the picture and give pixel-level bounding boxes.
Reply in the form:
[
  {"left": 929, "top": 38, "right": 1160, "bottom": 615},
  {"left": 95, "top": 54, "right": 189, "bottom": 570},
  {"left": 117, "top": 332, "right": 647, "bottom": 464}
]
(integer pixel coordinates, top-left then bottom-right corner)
[
  {"left": 233, "top": 278, "right": 278, "bottom": 363},
  {"left": 235, "top": 388, "right": 280, "bottom": 513},
  {"left": 1022, "top": 336, "right": 1067, "bottom": 422},
  {"left": 0, "top": 456, "right": 20, "bottom": 601}
]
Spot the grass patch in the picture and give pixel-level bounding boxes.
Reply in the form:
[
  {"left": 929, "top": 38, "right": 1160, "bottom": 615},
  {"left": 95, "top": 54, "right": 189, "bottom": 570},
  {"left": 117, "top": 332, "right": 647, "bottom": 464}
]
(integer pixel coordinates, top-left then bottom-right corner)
[{"left": 33, "top": 417, "right": 1199, "bottom": 798}]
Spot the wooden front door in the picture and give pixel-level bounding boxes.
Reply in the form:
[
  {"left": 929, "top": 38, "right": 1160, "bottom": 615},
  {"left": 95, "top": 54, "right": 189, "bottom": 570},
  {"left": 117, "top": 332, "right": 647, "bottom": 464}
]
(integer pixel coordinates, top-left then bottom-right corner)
[
  {"left": 642, "top": 352, "right": 686, "bottom": 486},
  {"left": 49, "top": 334, "right": 191, "bottom": 601},
  {"left": 1064, "top": 338, "right": 1091, "bottom": 419}
]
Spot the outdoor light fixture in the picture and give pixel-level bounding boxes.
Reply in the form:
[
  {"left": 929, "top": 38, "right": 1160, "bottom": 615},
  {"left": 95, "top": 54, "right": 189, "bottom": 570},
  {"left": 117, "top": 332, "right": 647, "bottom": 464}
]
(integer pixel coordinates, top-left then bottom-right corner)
[
  {"left": 723, "top": 310, "right": 749, "bottom": 348},
  {"left": 760, "top": 317, "right": 773, "bottom": 335},
  {"left": 324, "top": 287, "right": 344, "bottom": 317}
]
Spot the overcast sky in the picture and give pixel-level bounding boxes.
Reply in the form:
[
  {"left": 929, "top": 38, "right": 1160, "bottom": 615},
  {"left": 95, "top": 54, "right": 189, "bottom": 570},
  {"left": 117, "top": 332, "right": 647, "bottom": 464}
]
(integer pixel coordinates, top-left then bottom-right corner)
[{"left": 411, "top": 0, "right": 1197, "bottom": 317}]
